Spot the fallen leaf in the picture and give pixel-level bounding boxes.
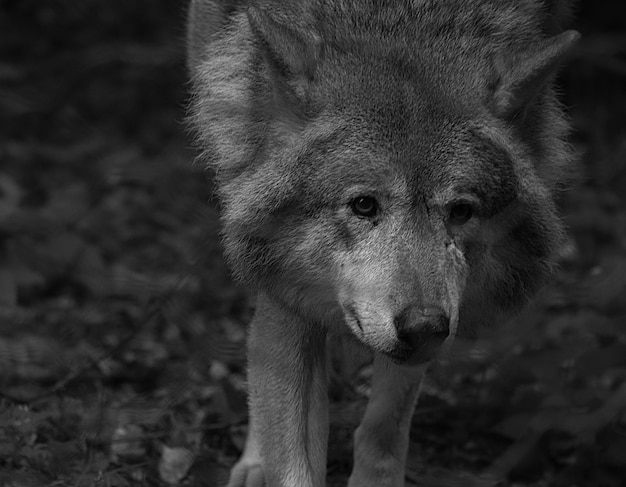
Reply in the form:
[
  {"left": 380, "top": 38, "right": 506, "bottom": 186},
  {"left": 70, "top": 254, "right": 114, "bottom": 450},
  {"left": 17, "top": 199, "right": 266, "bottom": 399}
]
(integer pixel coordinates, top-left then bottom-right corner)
[{"left": 158, "top": 446, "right": 195, "bottom": 485}]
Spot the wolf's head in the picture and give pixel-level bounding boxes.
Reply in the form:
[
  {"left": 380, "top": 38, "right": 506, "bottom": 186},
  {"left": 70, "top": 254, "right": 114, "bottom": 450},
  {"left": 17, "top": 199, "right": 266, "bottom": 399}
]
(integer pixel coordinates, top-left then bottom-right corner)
[{"left": 189, "top": 0, "right": 578, "bottom": 364}]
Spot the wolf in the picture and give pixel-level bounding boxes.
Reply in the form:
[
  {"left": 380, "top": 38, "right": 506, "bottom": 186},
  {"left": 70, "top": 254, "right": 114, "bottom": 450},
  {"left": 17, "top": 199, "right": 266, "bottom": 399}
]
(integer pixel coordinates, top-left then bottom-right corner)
[{"left": 187, "top": 1, "right": 579, "bottom": 486}]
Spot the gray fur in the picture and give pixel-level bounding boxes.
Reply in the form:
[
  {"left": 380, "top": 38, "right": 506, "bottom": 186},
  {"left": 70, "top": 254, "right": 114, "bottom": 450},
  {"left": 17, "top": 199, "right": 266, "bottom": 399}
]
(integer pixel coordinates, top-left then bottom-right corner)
[{"left": 186, "top": 2, "right": 578, "bottom": 485}]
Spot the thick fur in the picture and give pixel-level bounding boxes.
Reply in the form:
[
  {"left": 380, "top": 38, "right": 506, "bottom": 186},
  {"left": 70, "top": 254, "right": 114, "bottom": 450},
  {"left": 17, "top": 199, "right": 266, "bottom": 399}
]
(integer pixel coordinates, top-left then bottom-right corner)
[{"left": 187, "top": 1, "right": 578, "bottom": 486}]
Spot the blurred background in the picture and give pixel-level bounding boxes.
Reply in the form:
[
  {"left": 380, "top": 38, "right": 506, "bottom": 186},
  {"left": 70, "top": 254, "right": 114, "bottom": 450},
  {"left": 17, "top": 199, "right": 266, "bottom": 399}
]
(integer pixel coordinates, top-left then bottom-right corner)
[{"left": 0, "top": 1, "right": 625, "bottom": 486}]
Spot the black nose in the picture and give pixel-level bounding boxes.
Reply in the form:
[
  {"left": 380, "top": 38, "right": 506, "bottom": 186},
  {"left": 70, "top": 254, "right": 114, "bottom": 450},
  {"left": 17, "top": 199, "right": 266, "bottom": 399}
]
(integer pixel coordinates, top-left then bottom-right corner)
[{"left": 393, "top": 306, "right": 450, "bottom": 350}]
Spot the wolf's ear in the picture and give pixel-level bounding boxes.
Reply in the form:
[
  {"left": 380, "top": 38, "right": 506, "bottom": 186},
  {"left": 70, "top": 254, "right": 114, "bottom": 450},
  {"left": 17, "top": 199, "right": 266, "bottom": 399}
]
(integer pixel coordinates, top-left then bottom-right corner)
[
  {"left": 247, "top": 5, "right": 322, "bottom": 86},
  {"left": 490, "top": 30, "right": 579, "bottom": 119},
  {"left": 187, "top": 0, "right": 247, "bottom": 76}
]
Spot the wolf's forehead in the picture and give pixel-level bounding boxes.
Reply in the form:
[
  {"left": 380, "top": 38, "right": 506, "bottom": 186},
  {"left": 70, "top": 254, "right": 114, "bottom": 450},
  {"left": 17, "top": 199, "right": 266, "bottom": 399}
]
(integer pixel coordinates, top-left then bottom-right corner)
[
  {"left": 308, "top": 110, "right": 518, "bottom": 211},
  {"left": 311, "top": 59, "right": 518, "bottom": 200},
  {"left": 322, "top": 55, "right": 475, "bottom": 139},
  {"left": 329, "top": 86, "right": 468, "bottom": 172}
]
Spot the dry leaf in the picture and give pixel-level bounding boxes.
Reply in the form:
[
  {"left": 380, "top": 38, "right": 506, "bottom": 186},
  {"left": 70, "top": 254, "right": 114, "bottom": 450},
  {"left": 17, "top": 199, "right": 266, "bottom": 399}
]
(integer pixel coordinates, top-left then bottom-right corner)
[{"left": 158, "top": 446, "right": 195, "bottom": 485}]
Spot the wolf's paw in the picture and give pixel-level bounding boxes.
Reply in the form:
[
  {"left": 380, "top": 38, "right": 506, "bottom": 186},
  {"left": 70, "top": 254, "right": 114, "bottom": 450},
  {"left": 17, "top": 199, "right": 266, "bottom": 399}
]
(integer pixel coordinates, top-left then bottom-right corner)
[{"left": 226, "top": 458, "right": 265, "bottom": 487}]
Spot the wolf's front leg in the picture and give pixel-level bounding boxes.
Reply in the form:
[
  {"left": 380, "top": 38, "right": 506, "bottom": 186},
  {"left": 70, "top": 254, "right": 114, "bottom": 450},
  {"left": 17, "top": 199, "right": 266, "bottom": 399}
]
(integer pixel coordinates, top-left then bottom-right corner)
[
  {"left": 348, "top": 357, "right": 426, "bottom": 487},
  {"left": 226, "top": 425, "right": 264, "bottom": 487},
  {"left": 228, "top": 292, "right": 329, "bottom": 487}
]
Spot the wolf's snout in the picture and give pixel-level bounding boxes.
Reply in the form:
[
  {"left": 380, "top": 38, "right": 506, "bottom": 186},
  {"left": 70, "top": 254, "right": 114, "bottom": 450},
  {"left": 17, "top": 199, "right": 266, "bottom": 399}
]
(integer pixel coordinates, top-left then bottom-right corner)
[{"left": 393, "top": 306, "right": 450, "bottom": 351}]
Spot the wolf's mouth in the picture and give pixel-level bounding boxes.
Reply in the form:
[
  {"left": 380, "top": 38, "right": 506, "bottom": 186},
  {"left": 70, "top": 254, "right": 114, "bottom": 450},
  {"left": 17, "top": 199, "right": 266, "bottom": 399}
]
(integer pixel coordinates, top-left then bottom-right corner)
[
  {"left": 352, "top": 310, "right": 363, "bottom": 333},
  {"left": 343, "top": 304, "right": 364, "bottom": 334},
  {"left": 343, "top": 304, "right": 449, "bottom": 364},
  {"left": 385, "top": 332, "right": 448, "bottom": 365}
]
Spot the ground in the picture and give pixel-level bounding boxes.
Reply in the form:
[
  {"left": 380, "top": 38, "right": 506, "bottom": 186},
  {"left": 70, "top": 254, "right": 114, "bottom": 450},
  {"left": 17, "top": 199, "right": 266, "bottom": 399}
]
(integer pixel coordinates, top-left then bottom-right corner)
[{"left": 1, "top": 1, "right": 626, "bottom": 486}]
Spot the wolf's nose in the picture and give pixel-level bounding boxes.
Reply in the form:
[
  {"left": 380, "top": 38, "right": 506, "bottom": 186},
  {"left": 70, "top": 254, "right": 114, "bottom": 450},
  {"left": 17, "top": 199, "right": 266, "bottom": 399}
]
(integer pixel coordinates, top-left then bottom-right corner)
[{"left": 393, "top": 306, "right": 450, "bottom": 350}]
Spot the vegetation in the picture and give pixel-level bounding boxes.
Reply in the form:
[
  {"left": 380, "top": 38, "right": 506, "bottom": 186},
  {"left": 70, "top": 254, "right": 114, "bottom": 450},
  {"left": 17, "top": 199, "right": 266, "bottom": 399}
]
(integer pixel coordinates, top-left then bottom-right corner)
[{"left": 1, "top": 1, "right": 625, "bottom": 485}]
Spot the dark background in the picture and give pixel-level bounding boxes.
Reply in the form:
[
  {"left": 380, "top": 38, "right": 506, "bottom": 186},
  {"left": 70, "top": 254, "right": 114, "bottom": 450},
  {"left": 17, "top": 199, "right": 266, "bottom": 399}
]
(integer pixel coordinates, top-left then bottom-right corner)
[{"left": 1, "top": 1, "right": 625, "bottom": 486}]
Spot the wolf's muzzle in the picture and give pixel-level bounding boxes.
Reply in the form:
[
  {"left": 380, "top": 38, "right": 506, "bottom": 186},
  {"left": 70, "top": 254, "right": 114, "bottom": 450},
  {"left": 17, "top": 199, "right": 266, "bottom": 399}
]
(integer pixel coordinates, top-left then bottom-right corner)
[{"left": 392, "top": 306, "right": 449, "bottom": 363}]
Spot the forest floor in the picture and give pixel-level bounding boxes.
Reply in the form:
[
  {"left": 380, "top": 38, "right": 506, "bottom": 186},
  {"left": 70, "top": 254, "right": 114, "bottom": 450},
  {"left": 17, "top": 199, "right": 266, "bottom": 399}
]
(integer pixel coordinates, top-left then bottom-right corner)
[{"left": 1, "top": 2, "right": 626, "bottom": 486}]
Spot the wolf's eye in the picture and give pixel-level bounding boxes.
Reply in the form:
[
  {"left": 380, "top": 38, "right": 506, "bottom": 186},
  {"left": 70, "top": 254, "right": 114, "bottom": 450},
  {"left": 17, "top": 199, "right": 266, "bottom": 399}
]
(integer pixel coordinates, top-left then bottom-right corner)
[
  {"left": 351, "top": 196, "right": 378, "bottom": 218},
  {"left": 449, "top": 203, "right": 473, "bottom": 225}
]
